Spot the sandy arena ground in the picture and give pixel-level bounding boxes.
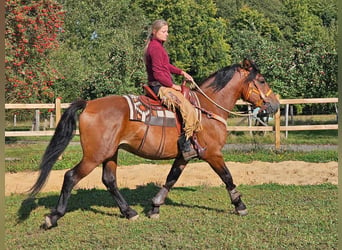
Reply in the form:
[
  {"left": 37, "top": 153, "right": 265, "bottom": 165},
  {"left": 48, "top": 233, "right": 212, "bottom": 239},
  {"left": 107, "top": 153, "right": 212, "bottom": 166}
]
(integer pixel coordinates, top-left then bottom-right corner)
[{"left": 5, "top": 160, "right": 338, "bottom": 196}]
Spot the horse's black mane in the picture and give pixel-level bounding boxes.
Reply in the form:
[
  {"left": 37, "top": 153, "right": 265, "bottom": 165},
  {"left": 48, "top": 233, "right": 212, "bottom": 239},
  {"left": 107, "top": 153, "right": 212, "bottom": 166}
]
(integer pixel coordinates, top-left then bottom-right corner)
[{"left": 199, "top": 61, "right": 260, "bottom": 92}]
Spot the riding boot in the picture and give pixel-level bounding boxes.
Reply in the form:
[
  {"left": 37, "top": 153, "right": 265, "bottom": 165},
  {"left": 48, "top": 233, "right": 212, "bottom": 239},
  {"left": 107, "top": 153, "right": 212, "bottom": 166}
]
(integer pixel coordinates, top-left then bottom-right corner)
[{"left": 178, "top": 134, "right": 198, "bottom": 161}]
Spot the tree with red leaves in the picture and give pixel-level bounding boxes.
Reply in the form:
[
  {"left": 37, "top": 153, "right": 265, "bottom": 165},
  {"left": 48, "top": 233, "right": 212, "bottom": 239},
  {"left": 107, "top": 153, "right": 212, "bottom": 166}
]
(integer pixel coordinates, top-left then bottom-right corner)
[{"left": 5, "top": 0, "right": 65, "bottom": 103}]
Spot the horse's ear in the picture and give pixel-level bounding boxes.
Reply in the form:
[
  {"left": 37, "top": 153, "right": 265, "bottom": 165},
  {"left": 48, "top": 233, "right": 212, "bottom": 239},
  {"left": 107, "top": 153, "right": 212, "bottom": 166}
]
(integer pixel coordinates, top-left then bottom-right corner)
[{"left": 242, "top": 58, "right": 252, "bottom": 70}]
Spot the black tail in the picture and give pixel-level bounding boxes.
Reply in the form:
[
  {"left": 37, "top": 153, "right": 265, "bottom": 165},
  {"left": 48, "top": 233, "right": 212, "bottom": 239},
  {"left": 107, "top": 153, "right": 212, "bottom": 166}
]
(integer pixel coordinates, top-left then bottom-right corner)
[{"left": 28, "top": 100, "right": 87, "bottom": 197}]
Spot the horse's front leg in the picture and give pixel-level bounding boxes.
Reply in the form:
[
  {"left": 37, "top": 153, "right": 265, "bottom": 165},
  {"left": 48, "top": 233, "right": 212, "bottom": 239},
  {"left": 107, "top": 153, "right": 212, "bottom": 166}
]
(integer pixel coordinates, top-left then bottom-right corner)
[
  {"left": 206, "top": 155, "right": 248, "bottom": 216},
  {"left": 148, "top": 156, "right": 188, "bottom": 219}
]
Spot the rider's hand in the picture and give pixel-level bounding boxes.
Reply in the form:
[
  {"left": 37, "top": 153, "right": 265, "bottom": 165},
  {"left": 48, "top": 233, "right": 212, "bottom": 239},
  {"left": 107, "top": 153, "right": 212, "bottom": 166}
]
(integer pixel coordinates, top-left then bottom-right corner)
[
  {"left": 172, "top": 84, "right": 182, "bottom": 91},
  {"left": 181, "top": 71, "right": 194, "bottom": 82}
]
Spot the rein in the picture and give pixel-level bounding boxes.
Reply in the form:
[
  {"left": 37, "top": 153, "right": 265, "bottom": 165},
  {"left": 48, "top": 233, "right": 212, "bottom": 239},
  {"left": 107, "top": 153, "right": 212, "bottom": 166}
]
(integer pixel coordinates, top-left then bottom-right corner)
[
  {"left": 189, "top": 80, "right": 251, "bottom": 117},
  {"left": 187, "top": 79, "right": 246, "bottom": 129},
  {"left": 194, "top": 105, "right": 228, "bottom": 129}
]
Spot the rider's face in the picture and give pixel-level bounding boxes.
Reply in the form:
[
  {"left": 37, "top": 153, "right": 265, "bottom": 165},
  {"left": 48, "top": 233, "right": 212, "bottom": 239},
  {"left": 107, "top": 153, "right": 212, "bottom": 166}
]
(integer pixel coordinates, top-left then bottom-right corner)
[{"left": 153, "top": 25, "right": 168, "bottom": 42}]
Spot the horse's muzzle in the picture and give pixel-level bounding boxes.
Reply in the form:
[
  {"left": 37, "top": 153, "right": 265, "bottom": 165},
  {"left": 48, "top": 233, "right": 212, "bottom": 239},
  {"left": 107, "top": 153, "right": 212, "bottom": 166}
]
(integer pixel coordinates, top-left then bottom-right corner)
[{"left": 261, "top": 101, "right": 279, "bottom": 115}]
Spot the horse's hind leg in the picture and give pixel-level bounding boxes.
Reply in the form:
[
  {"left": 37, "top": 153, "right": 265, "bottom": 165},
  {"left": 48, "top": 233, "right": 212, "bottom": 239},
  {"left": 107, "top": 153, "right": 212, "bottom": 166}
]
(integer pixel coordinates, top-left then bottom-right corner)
[
  {"left": 43, "top": 160, "right": 97, "bottom": 229},
  {"left": 102, "top": 154, "right": 138, "bottom": 220},
  {"left": 148, "top": 157, "right": 188, "bottom": 219}
]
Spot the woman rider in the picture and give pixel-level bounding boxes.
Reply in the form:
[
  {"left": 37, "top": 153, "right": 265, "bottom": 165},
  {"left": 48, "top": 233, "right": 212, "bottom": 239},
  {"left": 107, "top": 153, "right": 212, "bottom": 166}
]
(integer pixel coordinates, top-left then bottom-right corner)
[{"left": 144, "top": 19, "right": 202, "bottom": 160}]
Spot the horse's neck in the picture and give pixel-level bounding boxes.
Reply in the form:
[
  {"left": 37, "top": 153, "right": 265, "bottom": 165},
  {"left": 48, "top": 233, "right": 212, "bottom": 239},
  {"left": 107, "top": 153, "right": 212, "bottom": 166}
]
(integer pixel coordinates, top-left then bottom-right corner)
[{"left": 196, "top": 82, "right": 240, "bottom": 120}]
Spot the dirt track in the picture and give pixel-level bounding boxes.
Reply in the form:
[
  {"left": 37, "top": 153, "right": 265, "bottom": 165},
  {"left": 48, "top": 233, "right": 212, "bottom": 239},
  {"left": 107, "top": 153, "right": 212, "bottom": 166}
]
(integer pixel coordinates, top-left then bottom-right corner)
[{"left": 5, "top": 160, "right": 338, "bottom": 196}]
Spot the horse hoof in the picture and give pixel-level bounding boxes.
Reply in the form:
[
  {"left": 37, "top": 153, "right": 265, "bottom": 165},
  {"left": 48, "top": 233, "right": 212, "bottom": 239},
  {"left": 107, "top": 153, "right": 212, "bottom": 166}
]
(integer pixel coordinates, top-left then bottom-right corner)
[
  {"left": 41, "top": 216, "right": 54, "bottom": 230},
  {"left": 236, "top": 209, "right": 248, "bottom": 216},
  {"left": 128, "top": 214, "right": 139, "bottom": 221},
  {"left": 148, "top": 213, "right": 160, "bottom": 219}
]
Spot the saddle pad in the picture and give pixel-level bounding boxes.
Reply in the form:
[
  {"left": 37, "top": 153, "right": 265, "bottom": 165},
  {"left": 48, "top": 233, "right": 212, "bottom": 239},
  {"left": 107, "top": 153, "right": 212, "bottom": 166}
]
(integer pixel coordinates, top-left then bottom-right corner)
[{"left": 123, "top": 94, "right": 177, "bottom": 127}]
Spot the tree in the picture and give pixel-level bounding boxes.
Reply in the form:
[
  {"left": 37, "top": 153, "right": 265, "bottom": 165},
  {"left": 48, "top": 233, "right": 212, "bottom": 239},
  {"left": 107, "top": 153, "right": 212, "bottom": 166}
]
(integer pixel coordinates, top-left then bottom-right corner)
[
  {"left": 50, "top": 0, "right": 147, "bottom": 100},
  {"left": 279, "top": 0, "right": 337, "bottom": 100},
  {"left": 5, "top": 0, "right": 65, "bottom": 103},
  {"left": 229, "top": 5, "right": 283, "bottom": 41},
  {"left": 216, "top": 0, "right": 286, "bottom": 33},
  {"left": 227, "top": 6, "right": 292, "bottom": 96},
  {"left": 226, "top": 0, "right": 337, "bottom": 104}
]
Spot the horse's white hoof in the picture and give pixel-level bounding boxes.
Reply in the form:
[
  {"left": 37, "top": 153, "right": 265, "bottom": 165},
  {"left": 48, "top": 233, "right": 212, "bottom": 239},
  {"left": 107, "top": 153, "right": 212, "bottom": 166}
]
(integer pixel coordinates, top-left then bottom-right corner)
[
  {"left": 148, "top": 213, "right": 160, "bottom": 219},
  {"left": 237, "top": 209, "right": 248, "bottom": 216},
  {"left": 42, "top": 216, "right": 53, "bottom": 229},
  {"left": 129, "top": 214, "right": 139, "bottom": 221}
]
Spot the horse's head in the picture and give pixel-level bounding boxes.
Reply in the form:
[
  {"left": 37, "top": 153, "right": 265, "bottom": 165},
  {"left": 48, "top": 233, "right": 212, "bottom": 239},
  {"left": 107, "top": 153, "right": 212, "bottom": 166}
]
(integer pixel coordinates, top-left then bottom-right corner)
[{"left": 240, "top": 59, "right": 280, "bottom": 114}]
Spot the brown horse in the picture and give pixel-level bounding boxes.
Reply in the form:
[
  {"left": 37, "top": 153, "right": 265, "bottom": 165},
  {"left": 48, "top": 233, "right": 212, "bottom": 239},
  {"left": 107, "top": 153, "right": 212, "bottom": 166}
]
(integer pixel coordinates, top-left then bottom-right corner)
[{"left": 29, "top": 59, "right": 279, "bottom": 229}]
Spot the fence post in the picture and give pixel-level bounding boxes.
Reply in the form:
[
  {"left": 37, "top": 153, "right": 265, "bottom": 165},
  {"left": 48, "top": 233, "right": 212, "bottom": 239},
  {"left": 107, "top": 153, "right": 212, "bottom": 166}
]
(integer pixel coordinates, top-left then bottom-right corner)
[
  {"left": 285, "top": 104, "right": 289, "bottom": 138},
  {"left": 55, "top": 98, "right": 61, "bottom": 126},
  {"left": 275, "top": 107, "right": 281, "bottom": 150},
  {"left": 34, "top": 109, "right": 40, "bottom": 131},
  {"left": 55, "top": 98, "right": 63, "bottom": 160},
  {"left": 43, "top": 118, "right": 48, "bottom": 131},
  {"left": 49, "top": 112, "right": 54, "bottom": 128},
  {"left": 248, "top": 105, "right": 252, "bottom": 136}
]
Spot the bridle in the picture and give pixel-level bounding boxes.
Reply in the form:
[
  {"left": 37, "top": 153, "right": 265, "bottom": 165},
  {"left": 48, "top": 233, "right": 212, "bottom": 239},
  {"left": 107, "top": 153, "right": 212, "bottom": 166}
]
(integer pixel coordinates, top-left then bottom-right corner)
[{"left": 244, "top": 78, "right": 274, "bottom": 109}]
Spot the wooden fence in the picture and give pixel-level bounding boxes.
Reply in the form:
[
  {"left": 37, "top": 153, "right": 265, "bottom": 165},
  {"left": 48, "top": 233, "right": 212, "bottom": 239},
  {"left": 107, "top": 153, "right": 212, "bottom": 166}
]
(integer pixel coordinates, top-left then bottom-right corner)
[{"left": 5, "top": 98, "right": 338, "bottom": 149}]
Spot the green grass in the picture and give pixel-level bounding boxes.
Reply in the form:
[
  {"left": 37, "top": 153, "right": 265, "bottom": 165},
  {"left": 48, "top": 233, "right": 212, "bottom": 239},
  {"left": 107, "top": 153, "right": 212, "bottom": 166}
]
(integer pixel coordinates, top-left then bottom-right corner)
[
  {"left": 5, "top": 135, "right": 81, "bottom": 143},
  {"left": 5, "top": 142, "right": 337, "bottom": 173},
  {"left": 226, "top": 129, "right": 338, "bottom": 145},
  {"left": 5, "top": 184, "right": 337, "bottom": 249}
]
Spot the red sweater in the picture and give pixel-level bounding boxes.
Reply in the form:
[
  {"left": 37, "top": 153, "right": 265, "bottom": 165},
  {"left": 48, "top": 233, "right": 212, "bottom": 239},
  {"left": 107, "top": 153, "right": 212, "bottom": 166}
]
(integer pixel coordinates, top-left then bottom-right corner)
[{"left": 145, "top": 38, "right": 182, "bottom": 87}]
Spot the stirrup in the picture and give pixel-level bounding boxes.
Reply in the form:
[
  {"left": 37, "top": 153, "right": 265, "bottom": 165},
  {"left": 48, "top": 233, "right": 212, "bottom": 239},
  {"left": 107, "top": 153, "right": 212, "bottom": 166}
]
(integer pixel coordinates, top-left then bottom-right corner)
[
  {"left": 182, "top": 146, "right": 198, "bottom": 161},
  {"left": 178, "top": 134, "right": 198, "bottom": 160}
]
